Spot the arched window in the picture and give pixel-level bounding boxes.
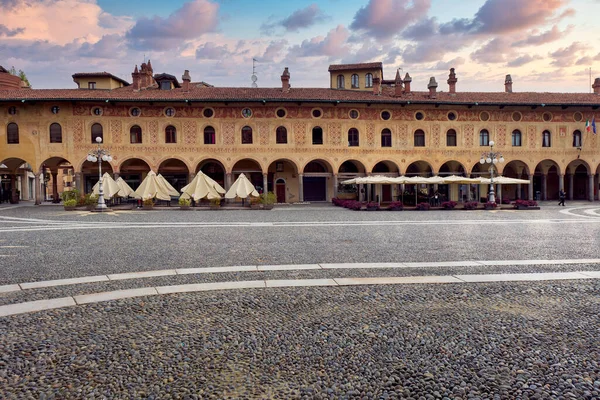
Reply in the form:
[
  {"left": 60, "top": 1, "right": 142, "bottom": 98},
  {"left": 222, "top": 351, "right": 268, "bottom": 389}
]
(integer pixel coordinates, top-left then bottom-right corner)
[
  {"left": 381, "top": 128, "right": 392, "bottom": 147},
  {"left": 276, "top": 126, "right": 287, "bottom": 144},
  {"left": 91, "top": 123, "right": 103, "bottom": 143},
  {"left": 542, "top": 130, "right": 551, "bottom": 147},
  {"left": 204, "top": 126, "right": 215, "bottom": 144},
  {"left": 241, "top": 126, "right": 253, "bottom": 144},
  {"left": 49, "top": 123, "right": 62, "bottom": 143},
  {"left": 479, "top": 129, "right": 489, "bottom": 146},
  {"left": 7, "top": 123, "right": 19, "bottom": 144},
  {"left": 351, "top": 74, "right": 359, "bottom": 88},
  {"left": 512, "top": 130, "right": 522, "bottom": 147},
  {"left": 312, "top": 126, "right": 323, "bottom": 145},
  {"left": 414, "top": 129, "right": 425, "bottom": 147},
  {"left": 573, "top": 130, "right": 582, "bottom": 147},
  {"left": 336, "top": 75, "right": 345, "bottom": 89},
  {"left": 348, "top": 128, "right": 359, "bottom": 147},
  {"left": 165, "top": 125, "right": 176, "bottom": 143},
  {"left": 130, "top": 125, "right": 142, "bottom": 144},
  {"left": 446, "top": 129, "right": 457, "bottom": 146},
  {"left": 365, "top": 73, "right": 373, "bottom": 88}
]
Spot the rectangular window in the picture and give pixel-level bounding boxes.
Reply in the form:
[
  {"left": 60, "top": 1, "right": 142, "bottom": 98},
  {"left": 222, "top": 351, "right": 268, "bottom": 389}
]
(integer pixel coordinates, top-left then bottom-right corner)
[
  {"left": 312, "top": 128, "right": 323, "bottom": 145},
  {"left": 204, "top": 131, "right": 215, "bottom": 144},
  {"left": 381, "top": 133, "right": 392, "bottom": 147},
  {"left": 242, "top": 131, "right": 252, "bottom": 144},
  {"left": 160, "top": 81, "right": 171, "bottom": 90},
  {"left": 479, "top": 131, "right": 489, "bottom": 146},
  {"left": 447, "top": 135, "right": 457, "bottom": 146},
  {"left": 512, "top": 134, "right": 521, "bottom": 147},
  {"left": 88, "top": 82, "right": 96, "bottom": 89}
]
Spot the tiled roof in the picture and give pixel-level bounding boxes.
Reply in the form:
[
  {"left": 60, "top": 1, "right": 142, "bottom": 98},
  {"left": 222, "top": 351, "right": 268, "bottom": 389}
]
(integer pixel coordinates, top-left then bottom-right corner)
[
  {"left": 1, "top": 85, "right": 600, "bottom": 106},
  {"left": 71, "top": 72, "right": 130, "bottom": 86},
  {"left": 0, "top": 66, "right": 8, "bottom": 74},
  {"left": 328, "top": 62, "right": 383, "bottom": 72}
]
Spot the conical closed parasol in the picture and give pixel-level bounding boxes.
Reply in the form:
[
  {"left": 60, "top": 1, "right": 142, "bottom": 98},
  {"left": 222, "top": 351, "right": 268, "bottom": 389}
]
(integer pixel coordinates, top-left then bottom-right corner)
[
  {"left": 478, "top": 176, "right": 530, "bottom": 184},
  {"left": 92, "top": 172, "right": 121, "bottom": 199},
  {"left": 180, "top": 171, "right": 221, "bottom": 200},
  {"left": 225, "top": 173, "right": 259, "bottom": 199},
  {"left": 133, "top": 171, "right": 171, "bottom": 201},
  {"left": 157, "top": 174, "right": 180, "bottom": 197},
  {"left": 115, "top": 177, "right": 135, "bottom": 197}
]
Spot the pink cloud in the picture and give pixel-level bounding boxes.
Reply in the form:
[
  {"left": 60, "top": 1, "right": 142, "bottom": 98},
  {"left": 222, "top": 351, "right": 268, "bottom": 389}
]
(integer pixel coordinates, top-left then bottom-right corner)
[
  {"left": 350, "top": 0, "right": 431, "bottom": 39},
  {"left": 289, "top": 25, "right": 350, "bottom": 58}
]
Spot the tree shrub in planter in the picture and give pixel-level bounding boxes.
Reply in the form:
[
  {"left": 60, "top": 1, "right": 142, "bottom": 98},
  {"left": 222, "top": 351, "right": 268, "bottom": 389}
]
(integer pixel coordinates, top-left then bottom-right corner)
[
  {"left": 61, "top": 188, "right": 80, "bottom": 203},
  {"left": 84, "top": 194, "right": 98, "bottom": 210},
  {"left": 142, "top": 198, "right": 154, "bottom": 209},
  {"left": 261, "top": 191, "right": 276, "bottom": 210},
  {"left": 441, "top": 201, "right": 457, "bottom": 209},
  {"left": 365, "top": 201, "right": 379, "bottom": 211},
  {"left": 387, "top": 201, "right": 403, "bottom": 211},
  {"left": 464, "top": 201, "right": 479, "bottom": 210},
  {"left": 179, "top": 197, "right": 191, "bottom": 209},
  {"left": 210, "top": 198, "right": 221, "bottom": 210},
  {"left": 63, "top": 199, "right": 77, "bottom": 210},
  {"left": 484, "top": 201, "right": 497, "bottom": 209},
  {"left": 416, "top": 202, "right": 431, "bottom": 210}
]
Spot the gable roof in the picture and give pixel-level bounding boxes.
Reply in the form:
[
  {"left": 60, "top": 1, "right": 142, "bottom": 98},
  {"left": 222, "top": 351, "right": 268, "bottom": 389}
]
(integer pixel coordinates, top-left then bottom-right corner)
[
  {"left": 328, "top": 62, "right": 383, "bottom": 72},
  {"left": 71, "top": 72, "right": 130, "bottom": 86}
]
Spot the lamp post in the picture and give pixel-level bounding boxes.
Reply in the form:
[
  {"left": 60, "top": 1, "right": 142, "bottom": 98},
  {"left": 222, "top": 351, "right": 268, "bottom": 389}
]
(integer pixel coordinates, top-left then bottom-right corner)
[
  {"left": 87, "top": 137, "right": 112, "bottom": 211},
  {"left": 479, "top": 140, "right": 504, "bottom": 204}
]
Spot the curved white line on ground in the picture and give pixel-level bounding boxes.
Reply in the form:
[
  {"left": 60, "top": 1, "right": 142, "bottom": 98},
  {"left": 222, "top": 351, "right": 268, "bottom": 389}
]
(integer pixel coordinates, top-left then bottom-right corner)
[
  {"left": 1, "top": 271, "right": 599, "bottom": 317},
  {"left": 584, "top": 208, "right": 600, "bottom": 216},
  {"left": 3, "top": 259, "right": 600, "bottom": 293},
  {"left": 559, "top": 206, "right": 600, "bottom": 218}
]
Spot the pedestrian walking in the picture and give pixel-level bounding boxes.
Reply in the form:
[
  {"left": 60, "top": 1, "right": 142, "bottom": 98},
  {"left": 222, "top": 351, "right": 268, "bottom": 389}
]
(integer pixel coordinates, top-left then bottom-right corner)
[{"left": 558, "top": 189, "right": 566, "bottom": 206}]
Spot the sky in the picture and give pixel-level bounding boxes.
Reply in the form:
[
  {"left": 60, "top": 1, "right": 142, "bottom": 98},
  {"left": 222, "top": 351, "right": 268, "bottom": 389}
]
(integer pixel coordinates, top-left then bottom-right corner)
[{"left": 1, "top": 0, "right": 600, "bottom": 92}]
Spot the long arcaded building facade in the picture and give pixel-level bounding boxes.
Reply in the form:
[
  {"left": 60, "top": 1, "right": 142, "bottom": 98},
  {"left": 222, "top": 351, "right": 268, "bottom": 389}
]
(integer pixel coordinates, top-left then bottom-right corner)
[{"left": 1, "top": 61, "right": 599, "bottom": 204}]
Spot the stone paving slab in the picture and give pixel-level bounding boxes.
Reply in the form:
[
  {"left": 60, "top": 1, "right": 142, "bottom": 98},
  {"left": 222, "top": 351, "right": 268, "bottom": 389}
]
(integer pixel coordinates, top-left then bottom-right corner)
[
  {"left": 176, "top": 265, "right": 258, "bottom": 275},
  {"left": 0, "top": 297, "right": 75, "bottom": 317},
  {"left": 156, "top": 280, "right": 266, "bottom": 294},
  {"left": 20, "top": 275, "right": 110, "bottom": 289},
  {"left": 258, "top": 264, "right": 321, "bottom": 271},
  {"left": 107, "top": 269, "right": 176, "bottom": 280},
  {"left": 335, "top": 276, "right": 463, "bottom": 285},
  {"left": 74, "top": 287, "right": 159, "bottom": 305},
  {"left": 0, "top": 284, "right": 21, "bottom": 293},
  {"left": 456, "top": 272, "right": 590, "bottom": 282},
  {"left": 265, "top": 279, "right": 338, "bottom": 287}
]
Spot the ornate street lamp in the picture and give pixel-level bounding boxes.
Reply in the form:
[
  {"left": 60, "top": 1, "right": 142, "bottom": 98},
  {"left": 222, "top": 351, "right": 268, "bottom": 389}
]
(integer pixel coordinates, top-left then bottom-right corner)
[
  {"left": 87, "top": 137, "right": 112, "bottom": 211},
  {"left": 479, "top": 140, "right": 504, "bottom": 204}
]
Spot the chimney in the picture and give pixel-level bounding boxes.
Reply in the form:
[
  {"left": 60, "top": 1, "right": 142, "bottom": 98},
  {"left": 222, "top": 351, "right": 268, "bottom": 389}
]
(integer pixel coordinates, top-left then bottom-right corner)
[
  {"left": 593, "top": 78, "right": 600, "bottom": 95},
  {"left": 403, "top": 73, "right": 412, "bottom": 94},
  {"left": 428, "top": 77, "right": 438, "bottom": 99},
  {"left": 394, "top": 69, "right": 403, "bottom": 96},
  {"left": 182, "top": 70, "right": 191, "bottom": 91},
  {"left": 132, "top": 65, "right": 141, "bottom": 91},
  {"left": 505, "top": 74, "right": 513, "bottom": 93},
  {"left": 281, "top": 67, "right": 290, "bottom": 91},
  {"left": 373, "top": 72, "right": 381, "bottom": 95},
  {"left": 447, "top": 68, "right": 457, "bottom": 94}
]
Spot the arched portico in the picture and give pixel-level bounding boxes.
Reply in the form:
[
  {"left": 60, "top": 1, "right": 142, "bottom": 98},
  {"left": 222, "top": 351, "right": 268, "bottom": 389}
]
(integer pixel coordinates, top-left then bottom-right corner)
[
  {"left": 0, "top": 157, "right": 33, "bottom": 203},
  {"left": 438, "top": 160, "right": 467, "bottom": 202},
  {"left": 566, "top": 160, "right": 592, "bottom": 201},
  {"left": 302, "top": 159, "right": 333, "bottom": 202},
  {"left": 371, "top": 160, "right": 400, "bottom": 202},
  {"left": 39, "top": 157, "right": 74, "bottom": 203},
  {"left": 197, "top": 159, "right": 226, "bottom": 190},
  {"left": 81, "top": 159, "right": 114, "bottom": 194},
  {"left": 502, "top": 160, "right": 530, "bottom": 200},
  {"left": 232, "top": 158, "right": 263, "bottom": 192},
  {"left": 119, "top": 158, "right": 151, "bottom": 191},
  {"left": 534, "top": 159, "right": 561, "bottom": 201},
  {"left": 158, "top": 158, "right": 189, "bottom": 192},
  {"left": 267, "top": 159, "right": 299, "bottom": 203}
]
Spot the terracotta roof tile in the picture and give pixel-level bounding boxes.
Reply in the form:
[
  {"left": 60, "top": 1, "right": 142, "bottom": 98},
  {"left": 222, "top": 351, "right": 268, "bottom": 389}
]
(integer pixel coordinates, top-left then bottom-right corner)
[
  {"left": 1, "top": 85, "right": 599, "bottom": 106},
  {"left": 328, "top": 62, "right": 383, "bottom": 72}
]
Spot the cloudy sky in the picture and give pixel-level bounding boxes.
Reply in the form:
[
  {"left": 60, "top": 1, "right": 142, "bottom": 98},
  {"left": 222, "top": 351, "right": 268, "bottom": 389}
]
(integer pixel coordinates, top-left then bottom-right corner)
[{"left": 1, "top": 0, "right": 599, "bottom": 92}]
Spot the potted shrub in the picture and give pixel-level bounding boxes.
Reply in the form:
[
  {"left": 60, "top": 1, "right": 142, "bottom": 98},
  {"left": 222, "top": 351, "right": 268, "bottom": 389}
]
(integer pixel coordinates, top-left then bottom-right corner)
[
  {"left": 178, "top": 197, "right": 191, "bottom": 210},
  {"left": 250, "top": 196, "right": 262, "bottom": 209},
  {"left": 513, "top": 199, "right": 538, "bottom": 210},
  {"left": 350, "top": 201, "right": 362, "bottom": 211},
  {"left": 84, "top": 194, "right": 98, "bottom": 210},
  {"left": 387, "top": 201, "right": 403, "bottom": 211},
  {"left": 441, "top": 201, "right": 457, "bottom": 210},
  {"left": 63, "top": 198, "right": 77, "bottom": 211},
  {"left": 463, "top": 201, "right": 479, "bottom": 210},
  {"left": 484, "top": 201, "right": 497, "bottom": 210},
  {"left": 142, "top": 198, "right": 154, "bottom": 210},
  {"left": 210, "top": 198, "right": 221, "bottom": 210},
  {"left": 365, "top": 201, "right": 379, "bottom": 211},
  {"left": 261, "top": 191, "right": 276, "bottom": 210},
  {"left": 61, "top": 189, "right": 80, "bottom": 208},
  {"left": 416, "top": 202, "right": 431, "bottom": 210}
]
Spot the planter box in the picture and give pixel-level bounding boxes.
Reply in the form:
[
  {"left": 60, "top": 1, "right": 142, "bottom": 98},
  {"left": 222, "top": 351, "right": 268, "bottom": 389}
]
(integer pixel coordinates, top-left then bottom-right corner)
[
  {"left": 63, "top": 206, "right": 76, "bottom": 211},
  {"left": 388, "top": 207, "right": 403, "bottom": 211},
  {"left": 263, "top": 204, "right": 274, "bottom": 210},
  {"left": 365, "top": 207, "right": 379, "bottom": 211},
  {"left": 180, "top": 206, "right": 191, "bottom": 210},
  {"left": 210, "top": 205, "right": 220, "bottom": 210},
  {"left": 142, "top": 205, "right": 154, "bottom": 210},
  {"left": 251, "top": 204, "right": 262, "bottom": 210}
]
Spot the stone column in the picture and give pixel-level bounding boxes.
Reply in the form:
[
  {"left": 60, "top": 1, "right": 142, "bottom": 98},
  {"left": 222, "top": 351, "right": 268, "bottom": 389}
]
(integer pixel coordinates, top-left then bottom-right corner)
[
  {"left": 263, "top": 173, "right": 268, "bottom": 194},
  {"left": 559, "top": 173, "right": 564, "bottom": 192},
  {"left": 35, "top": 173, "right": 42, "bottom": 205},
  {"left": 497, "top": 184, "right": 502, "bottom": 203},
  {"left": 568, "top": 173, "right": 574, "bottom": 200},
  {"left": 21, "top": 170, "right": 29, "bottom": 200},
  {"left": 333, "top": 175, "right": 338, "bottom": 198},
  {"left": 226, "top": 173, "right": 232, "bottom": 191},
  {"left": 10, "top": 174, "right": 16, "bottom": 202},
  {"left": 596, "top": 173, "right": 599, "bottom": 201},
  {"left": 541, "top": 174, "right": 547, "bottom": 201},
  {"left": 74, "top": 172, "right": 82, "bottom": 193},
  {"left": 528, "top": 174, "right": 534, "bottom": 200},
  {"left": 298, "top": 173, "right": 304, "bottom": 202},
  {"left": 51, "top": 172, "right": 59, "bottom": 203},
  {"left": 113, "top": 172, "right": 120, "bottom": 180},
  {"left": 588, "top": 174, "right": 594, "bottom": 202}
]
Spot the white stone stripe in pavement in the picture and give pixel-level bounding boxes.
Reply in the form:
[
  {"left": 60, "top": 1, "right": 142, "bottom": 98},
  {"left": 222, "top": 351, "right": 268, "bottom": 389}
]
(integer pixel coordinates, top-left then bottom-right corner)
[
  {"left": 4, "top": 258, "right": 600, "bottom": 293},
  {"left": 2, "top": 271, "right": 599, "bottom": 317}
]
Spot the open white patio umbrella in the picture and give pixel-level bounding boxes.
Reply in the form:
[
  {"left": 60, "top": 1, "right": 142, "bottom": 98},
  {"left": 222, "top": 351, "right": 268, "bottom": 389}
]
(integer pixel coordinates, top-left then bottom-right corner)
[
  {"left": 133, "top": 171, "right": 171, "bottom": 201},
  {"left": 181, "top": 171, "right": 225, "bottom": 196},
  {"left": 180, "top": 171, "right": 221, "bottom": 200},
  {"left": 477, "top": 176, "right": 530, "bottom": 184},
  {"left": 157, "top": 174, "right": 180, "bottom": 197},
  {"left": 92, "top": 172, "right": 121, "bottom": 199},
  {"left": 115, "top": 177, "right": 135, "bottom": 197},
  {"left": 441, "top": 175, "right": 481, "bottom": 184},
  {"left": 225, "top": 173, "right": 259, "bottom": 199}
]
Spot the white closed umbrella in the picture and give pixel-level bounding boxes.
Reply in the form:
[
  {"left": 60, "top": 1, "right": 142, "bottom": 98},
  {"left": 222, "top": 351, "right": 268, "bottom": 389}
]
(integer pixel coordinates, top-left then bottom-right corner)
[
  {"left": 478, "top": 176, "right": 530, "bottom": 184},
  {"left": 157, "top": 174, "right": 179, "bottom": 197},
  {"left": 180, "top": 171, "right": 221, "bottom": 200},
  {"left": 115, "top": 177, "right": 135, "bottom": 197},
  {"left": 92, "top": 172, "right": 121, "bottom": 199},
  {"left": 225, "top": 173, "right": 259, "bottom": 199},
  {"left": 133, "top": 171, "right": 171, "bottom": 201}
]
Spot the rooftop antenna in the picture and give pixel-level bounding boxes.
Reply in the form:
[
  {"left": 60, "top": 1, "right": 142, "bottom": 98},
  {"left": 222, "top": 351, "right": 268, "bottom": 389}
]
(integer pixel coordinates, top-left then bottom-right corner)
[{"left": 251, "top": 58, "right": 258, "bottom": 88}]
